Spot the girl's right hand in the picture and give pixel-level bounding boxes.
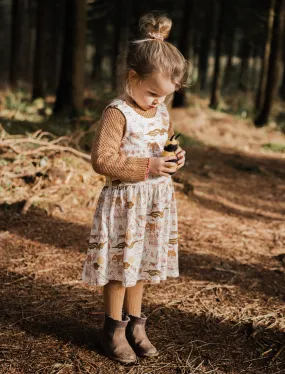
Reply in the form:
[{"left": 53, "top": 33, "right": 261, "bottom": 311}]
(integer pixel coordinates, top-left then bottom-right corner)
[{"left": 149, "top": 156, "right": 178, "bottom": 177}]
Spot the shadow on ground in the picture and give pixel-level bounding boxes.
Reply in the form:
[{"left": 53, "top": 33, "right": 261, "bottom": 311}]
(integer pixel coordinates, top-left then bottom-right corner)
[
  {"left": 178, "top": 143, "right": 285, "bottom": 222},
  {"left": 1, "top": 129, "right": 285, "bottom": 373},
  {"left": 179, "top": 250, "right": 285, "bottom": 302},
  {"left": 0, "top": 269, "right": 284, "bottom": 374},
  {"left": 0, "top": 203, "right": 284, "bottom": 302}
]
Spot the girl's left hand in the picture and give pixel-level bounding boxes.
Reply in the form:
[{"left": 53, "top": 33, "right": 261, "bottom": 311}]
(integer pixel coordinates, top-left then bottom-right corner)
[{"left": 175, "top": 146, "right": 186, "bottom": 170}]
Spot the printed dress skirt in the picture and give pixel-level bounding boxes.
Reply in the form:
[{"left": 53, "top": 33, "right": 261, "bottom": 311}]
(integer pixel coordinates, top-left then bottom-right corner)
[{"left": 82, "top": 175, "right": 179, "bottom": 287}]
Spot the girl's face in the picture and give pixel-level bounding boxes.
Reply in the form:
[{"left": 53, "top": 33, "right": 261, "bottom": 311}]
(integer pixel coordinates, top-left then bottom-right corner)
[{"left": 129, "top": 71, "right": 176, "bottom": 110}]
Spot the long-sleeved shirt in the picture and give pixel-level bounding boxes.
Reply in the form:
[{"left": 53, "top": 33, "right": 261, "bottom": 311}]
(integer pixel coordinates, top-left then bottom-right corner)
[{"left": 91, "top": 100, "right": 174, "bottom": 182}]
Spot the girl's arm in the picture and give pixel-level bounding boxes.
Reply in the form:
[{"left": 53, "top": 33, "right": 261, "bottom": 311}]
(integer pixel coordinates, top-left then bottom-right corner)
[{"left": 91, "top": 107, "right": 150, "bottom": 182}]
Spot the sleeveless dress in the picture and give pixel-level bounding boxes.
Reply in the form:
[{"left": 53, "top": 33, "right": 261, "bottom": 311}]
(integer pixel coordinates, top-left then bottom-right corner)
[{"left": 81, "top": 99, "right": 179, "bottom": 287}]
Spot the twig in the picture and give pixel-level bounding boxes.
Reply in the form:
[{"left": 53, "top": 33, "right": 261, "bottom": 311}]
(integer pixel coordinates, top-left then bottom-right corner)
[
  {"left": 1, "top": 136, "right": 70, "bottom": 146},
  {"left": 21, "top": 185, "right": 63, "bottom": 214},
  {"left": 4, "top": 276, "right": 28, "bottom": 285},
  {"left": 32, "top": 129, "right": 57, "bottom": 140},
  {"left": 31, "top": 129, "right": 44, "bottom": 138},
  {"left": 1, "top": 166, "right": 47, "bottom": 179},
  {"left": 269, "top": 345, "right": 285, "bottom": 365},
  {"left": 1, "top": 141, "right": 90, "bottom": 160}
]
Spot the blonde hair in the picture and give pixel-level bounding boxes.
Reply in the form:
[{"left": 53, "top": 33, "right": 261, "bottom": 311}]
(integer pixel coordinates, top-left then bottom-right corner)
[{"left": 117, "top": 13, "right": 188, "bottom": 95}]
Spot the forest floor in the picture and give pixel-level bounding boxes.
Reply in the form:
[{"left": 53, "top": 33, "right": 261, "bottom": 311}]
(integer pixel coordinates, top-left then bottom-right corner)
[{"left": 0, "top": 95, "right": 285, "bottom": 374}]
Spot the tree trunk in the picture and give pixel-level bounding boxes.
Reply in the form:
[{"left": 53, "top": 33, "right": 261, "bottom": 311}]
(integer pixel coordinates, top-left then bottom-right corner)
[
  {"left": 111, "top": 3, "right": 121, "bottom": 90},
  {"left": 91, "top": 15, "right": 107, "bottom": 82},
  {"left": 9, "top": 0, "right": 23, "bottom": 89},
  {"left": 209, "top": 0, "right": 225, "bottom": 109},
  {"left": 279, "top": 38, "right": 285, "bottom": 100},
  {"left": 223, "top": 28, "right": 236, "bottom": 87},
  {"left": 255, "top": 0, "right": 284, "bottom": 126},
  {"left": 255, "top": 0, "right": 275, "bottom": 110},
  {"left": 27, "top": 0, "right": 37, "bottom": 84},
  {"left": 198, "top": 2, "right": 215, "bottom": 91},
  {"left": 19, "top": 0, "right": 31, "bottom": 83},
  {"left": 172, "top": 0, "right": 193, "bottom": 108},
  {"left": 54, "top": 0, "right": 86, "bottom": 116},
  {"left": 0, "top": 1, "right": 10, "bottom": 82},
  {"left": 32, "top": 0, "right": 48, "bottom": 99},
  {"left": 130, "top": 0, "right": 145, "bottom": 40},
  {"left": 111, "top": 0, "right": 132, "bottom": 91},
  {"left": 238, "top": 37, "right": 251, "bottom": 91},
  {"left": 251, "top": 45, "right": 260, "bottom": 91},
  {"left": 47, "top": 0, "right": 65, "bottom": 94}
]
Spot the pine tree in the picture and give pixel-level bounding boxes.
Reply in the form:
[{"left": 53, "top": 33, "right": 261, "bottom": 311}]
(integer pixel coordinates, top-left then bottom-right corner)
[
  {"left": 255, "top": 0, "right": 285, "bottom": 126},
  {"left": 209, "top": 0, "right": 225, "bottom": 109},
  {"left": 54, "top": 0, "right": 86, "bottom": 116}
]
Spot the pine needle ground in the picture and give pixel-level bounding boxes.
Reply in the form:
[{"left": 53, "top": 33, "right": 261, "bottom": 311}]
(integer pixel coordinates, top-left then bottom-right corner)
[{"left": 0, "top": 103, "right": 285, "bottom": 374}]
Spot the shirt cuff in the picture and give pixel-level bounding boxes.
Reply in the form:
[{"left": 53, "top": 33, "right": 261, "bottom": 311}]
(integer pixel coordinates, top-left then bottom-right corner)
[{"left": 144, "top": 158, "right": 150, "bottom": 180}]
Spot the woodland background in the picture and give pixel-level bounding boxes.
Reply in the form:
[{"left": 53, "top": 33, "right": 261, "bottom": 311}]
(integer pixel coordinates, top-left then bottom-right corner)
[
  {"left": 0, "top": 0, "right": 285, "bottom": 128},
  {"left": 0, "top": 1, "right": 285, "bottom": 374}
]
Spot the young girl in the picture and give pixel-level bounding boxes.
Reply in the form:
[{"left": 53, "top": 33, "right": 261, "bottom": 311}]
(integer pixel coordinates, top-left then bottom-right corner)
[{"left": 82, "top": 13, "right": 187, "bottom": 364}]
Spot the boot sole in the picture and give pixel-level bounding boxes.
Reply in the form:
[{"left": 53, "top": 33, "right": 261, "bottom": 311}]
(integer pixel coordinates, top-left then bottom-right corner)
[
  {"left": 100, "top": 337, "right": 137, "bottom": 364},
  {"left": 109, "top": 355, "right": 137, "bottom": 364},
  {"left": 137, "top": 351, "right": 159, "bottom": 358}
]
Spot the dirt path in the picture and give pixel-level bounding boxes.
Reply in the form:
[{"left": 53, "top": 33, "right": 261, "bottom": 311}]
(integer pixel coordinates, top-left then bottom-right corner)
[{"left": 0, "top": 109, "right": 285, "bottom": 374}]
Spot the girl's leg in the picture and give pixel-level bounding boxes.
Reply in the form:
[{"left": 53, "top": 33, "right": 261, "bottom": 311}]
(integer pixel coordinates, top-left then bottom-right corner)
[
  {"left": 123, "top": 280, "right": 144, "bottom": 316},
  {"left": 102, "top": 280, "right": 136, "bottom": 363},
  {"left": 103, "top": 280, "right": 126, "bottom": 320},
  {"left": 124, "top": 281, "right": 159, "bottom": 357}
]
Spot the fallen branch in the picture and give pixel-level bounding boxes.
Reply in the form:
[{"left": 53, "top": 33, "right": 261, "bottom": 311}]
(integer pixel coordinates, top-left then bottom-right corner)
[
  {"left": 1, "top": 135, "right": 70, "bottom": 146},
  {"left": 1, "top": 140, "right": 91, "bottom": 160},
  {"left": 1, "top": 165, "right": 46, "bottom": 179}
]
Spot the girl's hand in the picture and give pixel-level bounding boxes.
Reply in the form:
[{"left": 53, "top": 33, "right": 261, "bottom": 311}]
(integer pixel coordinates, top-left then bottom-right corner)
[
  {"left": 175, "top": 146, "right": 186, "bottom": 170},
  {"left": 149, "top": 156, "right": 178, "bottom": 177}
]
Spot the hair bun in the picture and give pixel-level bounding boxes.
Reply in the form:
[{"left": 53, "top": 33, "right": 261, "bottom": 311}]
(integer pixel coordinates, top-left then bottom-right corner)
[{"left": 139, "top": 13, "right": 172, "bottom": 40}]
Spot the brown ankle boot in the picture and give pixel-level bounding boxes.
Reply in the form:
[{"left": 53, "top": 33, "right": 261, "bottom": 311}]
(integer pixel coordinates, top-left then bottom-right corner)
[
  {"left": 126, "top": 313, "right": 159, "bottom": 357},
  {"left": 100, "top": 314, "right": 137, "bottom": 364}
]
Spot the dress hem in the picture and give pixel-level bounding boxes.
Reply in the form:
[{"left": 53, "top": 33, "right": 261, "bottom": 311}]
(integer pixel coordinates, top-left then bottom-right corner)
[{"left": 81, "top": 274, "right": 180, "bottom": 288}]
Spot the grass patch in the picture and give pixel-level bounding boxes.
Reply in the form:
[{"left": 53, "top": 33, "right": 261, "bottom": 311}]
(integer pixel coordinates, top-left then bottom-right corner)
[{"left": 262, "top": 143, "right": 285, "bottom": 153}]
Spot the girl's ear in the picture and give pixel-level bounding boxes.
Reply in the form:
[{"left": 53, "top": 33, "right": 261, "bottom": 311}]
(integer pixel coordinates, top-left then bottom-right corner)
[
  {"left": 128, "top": 70, "right": 140, "bottom": 85},
  {"left": 126, "top": 70, "right": 140, "bottom": 97}
]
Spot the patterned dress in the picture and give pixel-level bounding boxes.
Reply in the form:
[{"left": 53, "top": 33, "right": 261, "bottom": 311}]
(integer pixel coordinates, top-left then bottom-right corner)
[{"left": 82, "top": 99, "right": 179, "bottom": 287}]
